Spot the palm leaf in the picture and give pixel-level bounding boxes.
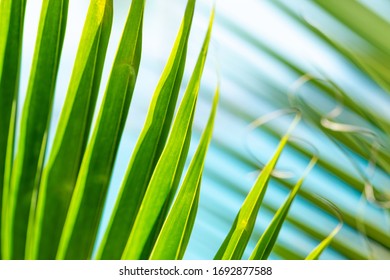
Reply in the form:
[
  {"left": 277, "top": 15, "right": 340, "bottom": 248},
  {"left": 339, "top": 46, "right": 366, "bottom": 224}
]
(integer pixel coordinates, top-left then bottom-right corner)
[
  {"left": 150, "top": 85, "right": 219, "bottom": 260},
  {"left": 306, "top": 199, "right": 343, "bottom": 260},
  {"left": 0, "top": 0, "right": 389, "bottom": 261},
  {"left": 250, "top": 153, "right": 317, "bottom": 260},
  {"left": 56, "top": 0, "right": 144, "bottom": 260},
  {"left": 97, "top": 0, "right": 196, "bottom": 260},
  {"left": 214, "top": 113, "right": 300, "bottom": 260},
  {"left": 0, "top": 0, "right": 27, "bottom": 259},
  {"left": 121, "top": 8, "right": 215, "bottom": 260},
  {"left": 27, "top": 0, "right": 113, "bottom": 260},
  {"left": 4, "top": 0, "right": 68, "bottom": 259}
]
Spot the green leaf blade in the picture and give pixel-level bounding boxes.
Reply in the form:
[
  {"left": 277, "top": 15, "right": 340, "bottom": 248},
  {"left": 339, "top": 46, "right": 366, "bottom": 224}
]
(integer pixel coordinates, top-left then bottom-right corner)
[
  {"left": 249, "top": 157, "right": 317, "bottom": 260},
  {"left": 56, "top": 0, "right": 145, "bottom": 260},
  {"left": 305, "top": 222, "right": 342, "bottom": 260},
  {"left": 0, "top": 0, "right": 27, "bottom": 260},
  {"left": 305, "top": 200, "right": 343, "bottom": 260},
  {"left": 4, "top": 0, "right": 69, "bottom": 259},
  {"left": 150, "top": 86, "right": 219, "bottom": 260},
  {"left": 27, "top": 0, "right": 113, "bottom": 260},
  {"left": 214, "top": 115, "right": 300, "bottom": 260},
  {"left": 314, "top": 0, "right": 390, "bottom": 55},
  {"left": 121, "top": 8, "right": 215, "bottom": 260},
  {"left": 97, "top": 0, "right": 196, "bottom": 260}
]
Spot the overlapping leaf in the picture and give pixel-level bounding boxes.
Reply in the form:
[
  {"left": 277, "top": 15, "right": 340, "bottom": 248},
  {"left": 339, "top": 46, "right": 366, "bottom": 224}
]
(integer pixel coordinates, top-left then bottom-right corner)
[
  {"left": 56, "top": 0, "right": 145, "bottom": 260},
  {"left": 0, "top": 0, "right": 27, "bottom": 259},
  {"left": 150, "top": 86, "right": 219, "bottom": 260},
  {"left": 3, "top": 0, "right": 68, "bottom": 259},
  {"left": 214, "top": 115, "right": 300, "bottom": 260},
  {"left": 27, "top": 0, "right": 113, "bottom": 260},
  {"left": 121, "top": 8, "right": 215, "bottom": 260},
  {"left": 97, "top": 0, "right": 196, "bottom": 260},
  {"left": 250, "top": 155, "right": 317, "bottom": 260}
]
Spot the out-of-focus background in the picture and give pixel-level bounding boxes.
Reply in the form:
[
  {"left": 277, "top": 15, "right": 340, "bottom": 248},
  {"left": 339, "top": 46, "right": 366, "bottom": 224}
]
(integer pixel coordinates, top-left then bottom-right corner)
[{"left": 19, "top": 0, "right": 390, "bottom": 259}]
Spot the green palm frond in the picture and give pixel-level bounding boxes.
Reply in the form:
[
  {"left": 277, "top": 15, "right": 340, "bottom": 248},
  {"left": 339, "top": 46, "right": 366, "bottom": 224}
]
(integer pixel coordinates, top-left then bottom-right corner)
[{"left": 0, "top": 0, "right": 389, "bottom": 260}]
